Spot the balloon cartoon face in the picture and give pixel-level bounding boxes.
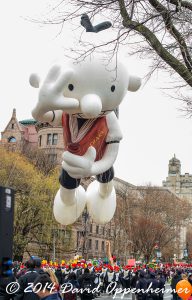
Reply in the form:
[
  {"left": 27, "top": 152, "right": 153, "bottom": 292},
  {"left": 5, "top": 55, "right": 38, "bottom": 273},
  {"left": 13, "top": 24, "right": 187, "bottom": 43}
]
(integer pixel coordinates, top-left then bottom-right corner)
[
  {"left": 30, "top": 56, "right": 141, "bottom": 225},
  {"left": 61, "top": 59, "right": 140, "bottom": 118},
  {"left": 30, "top": 56, "right": 141, "bottom": 120}
]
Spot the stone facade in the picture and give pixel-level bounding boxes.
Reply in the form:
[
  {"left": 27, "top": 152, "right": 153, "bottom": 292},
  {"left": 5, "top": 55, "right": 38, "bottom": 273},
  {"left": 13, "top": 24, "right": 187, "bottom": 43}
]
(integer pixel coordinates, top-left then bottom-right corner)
[
  {"left": 74, "top": 217, "right": 114, "bottom": 260},
  {"left": 35, "top": 122, "right": 64, "bottom": 164},
  {"left": 163, "top": 154, "right": 192, "bottom": 259},
  {"left": 1, "top": 109, "right": 64, "bottom": 164},
  {"left": 163, "top": 155, "right": 192, "bottom": 201},
  {"left": 1, "top": 109, "right": 38, "bottom": 150}
]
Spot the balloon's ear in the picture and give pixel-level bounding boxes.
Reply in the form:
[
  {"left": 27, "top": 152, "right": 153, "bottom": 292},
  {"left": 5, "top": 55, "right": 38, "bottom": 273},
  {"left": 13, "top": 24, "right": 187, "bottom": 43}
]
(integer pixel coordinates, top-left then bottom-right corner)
[
  {"left": 128, "top": 75, "right": 141, "bottom": 92},
  {"left": 29, "top": 73, "right": 40, "bottom": 88}
]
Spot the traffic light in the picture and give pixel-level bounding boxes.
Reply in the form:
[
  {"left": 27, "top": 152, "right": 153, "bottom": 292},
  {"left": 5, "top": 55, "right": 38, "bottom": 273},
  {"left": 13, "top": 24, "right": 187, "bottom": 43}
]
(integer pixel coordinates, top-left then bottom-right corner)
[
  {"left": 0, "top": 257, "right": 13, "bottom": 277},
  {"left": 0, "top": 186, "right": 14, "bottom": 278}
]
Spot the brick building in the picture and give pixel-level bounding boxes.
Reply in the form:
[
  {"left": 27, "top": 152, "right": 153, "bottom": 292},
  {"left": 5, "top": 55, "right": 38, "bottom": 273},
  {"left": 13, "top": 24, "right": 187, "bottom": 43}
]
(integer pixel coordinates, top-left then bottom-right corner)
[{"left": 1, "top": 108, "right": 38, "bottom": 150}]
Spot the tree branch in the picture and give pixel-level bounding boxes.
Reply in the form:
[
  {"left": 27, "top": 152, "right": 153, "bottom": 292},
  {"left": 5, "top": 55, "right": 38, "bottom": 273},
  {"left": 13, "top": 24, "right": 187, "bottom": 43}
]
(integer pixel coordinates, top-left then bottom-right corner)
[
  {"left": 148, "top": 0, "right": 192, "bottom": 71},
  {"left": 166, "top": 0, "right": 192, "bottom": 11},
  {"left": 118, "top": 0, "right": 192, "bottom": 86}
]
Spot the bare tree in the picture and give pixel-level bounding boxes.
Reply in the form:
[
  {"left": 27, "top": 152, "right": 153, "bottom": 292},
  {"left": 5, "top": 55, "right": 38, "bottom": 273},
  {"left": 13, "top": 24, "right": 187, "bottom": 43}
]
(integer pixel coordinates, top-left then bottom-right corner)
[
  {"left": 186, "top": 226, "right": 192, "bottom": 260},
  {"left": 20, "top": 140, "right": 58, "bottom": 175},
  {"left": 112, "top": 185, "right": 192, "bottom": 263},
  {"left": 33, "top": 0, "right": 192, "bottom": 110}
]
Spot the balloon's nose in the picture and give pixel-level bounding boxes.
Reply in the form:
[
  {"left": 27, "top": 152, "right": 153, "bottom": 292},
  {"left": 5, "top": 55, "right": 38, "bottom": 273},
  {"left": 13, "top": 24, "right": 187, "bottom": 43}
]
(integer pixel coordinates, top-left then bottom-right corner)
[{"left": 80, "top": 94, "right": 102, "bottom": 118}]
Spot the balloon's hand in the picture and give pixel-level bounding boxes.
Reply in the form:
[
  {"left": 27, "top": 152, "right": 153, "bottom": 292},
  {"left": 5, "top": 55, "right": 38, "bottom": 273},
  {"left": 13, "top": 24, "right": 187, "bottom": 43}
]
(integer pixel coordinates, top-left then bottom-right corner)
[
  {"left": 29, "top": 65, "right": 79, "bottom": 118},
  {"left": 62, "top": 146, "right": 96, "bottom": 178}
]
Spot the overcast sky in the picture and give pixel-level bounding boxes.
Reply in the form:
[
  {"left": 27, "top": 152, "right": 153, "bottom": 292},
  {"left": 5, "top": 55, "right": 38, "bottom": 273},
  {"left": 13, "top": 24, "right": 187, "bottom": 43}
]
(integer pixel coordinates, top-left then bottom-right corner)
[{"left": 1, "top": 0, "right": 192, "bottom": 186}]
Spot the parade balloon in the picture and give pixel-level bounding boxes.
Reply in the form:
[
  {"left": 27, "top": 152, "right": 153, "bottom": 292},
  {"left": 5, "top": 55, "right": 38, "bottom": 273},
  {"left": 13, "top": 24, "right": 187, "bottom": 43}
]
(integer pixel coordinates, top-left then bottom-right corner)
[
  {"left": 30, "top": 55, "right": 141, "bottom": 225},
  {"left": 80, "top": 14, "right": 112, "bottom": 33},
  {"left": 176, "top": 280, "right": 192, "bottom": 300}
]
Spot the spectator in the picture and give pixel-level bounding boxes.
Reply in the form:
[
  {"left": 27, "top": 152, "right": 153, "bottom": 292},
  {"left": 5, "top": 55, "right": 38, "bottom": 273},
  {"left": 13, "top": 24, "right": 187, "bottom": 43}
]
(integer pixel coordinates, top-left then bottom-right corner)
[
  {"left": 157, "top": 271, "right": 165, "bottom": 300},
  {"left": 55, "top": 266, "right": 63, "bottom": 286},
  {"left": 181, "top": 273, "right": 188, "bottom": 280},
  {"left": 0, "top": 272, "right": 16, "bottom": 300},
  {"left": 78, "top": 268, "right": 95, "bottom": 300},
  {"left": 33, "top": 274, "right": 61, "bottom": 300},
  {"left": 130, "top": 271, "right": 139, "bottom": 300},
  {"left": 171, "top": 270, "right": 182, "bottom": 300},
  {"left": 63, "top": 272, "right": 79, "bottom": 300},
  {"left": 45, "top": 269, "right": 60, "bottom": 292},
  {"left": 188, "top": 274, "right": 192, "bottom": 285},
  {"left": 135, "top": 271, "right": 148, "bottom": 300},
  {"left": 147, "top": 272, "right": 159, "bottom": 300},
  {"left": 14, "top": 258, "right": 45, "bottom": 300}
]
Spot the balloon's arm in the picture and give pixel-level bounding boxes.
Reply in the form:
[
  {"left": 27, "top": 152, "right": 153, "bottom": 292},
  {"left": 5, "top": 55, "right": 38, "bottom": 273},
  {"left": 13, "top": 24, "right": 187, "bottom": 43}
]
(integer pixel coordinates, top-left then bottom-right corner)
[
  {"left": 91, "top": 112, "right": 122, "bottom": 175},
  {"left": 91, "top": 143, "right": 119, "bottom": 175},
  {"left": 32, "top": 109, "right": 63, "bottom": 126}
]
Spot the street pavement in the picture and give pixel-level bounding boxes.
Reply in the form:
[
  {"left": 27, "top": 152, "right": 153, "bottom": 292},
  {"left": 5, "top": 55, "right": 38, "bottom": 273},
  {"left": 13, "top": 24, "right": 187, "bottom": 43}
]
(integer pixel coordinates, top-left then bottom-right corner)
[{"left": 95, "top": 283, "right": 172, "bottom": 300}]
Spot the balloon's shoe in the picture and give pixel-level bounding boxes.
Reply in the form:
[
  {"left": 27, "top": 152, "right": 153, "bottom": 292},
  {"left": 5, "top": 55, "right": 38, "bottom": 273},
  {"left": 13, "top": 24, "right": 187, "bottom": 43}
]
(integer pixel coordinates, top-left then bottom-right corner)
[
  {"left": 86, "top": 180, "right": 116, "bottom": 224},
  {"left": 53, "top": 185, "right": 86, "bottom": 225}
]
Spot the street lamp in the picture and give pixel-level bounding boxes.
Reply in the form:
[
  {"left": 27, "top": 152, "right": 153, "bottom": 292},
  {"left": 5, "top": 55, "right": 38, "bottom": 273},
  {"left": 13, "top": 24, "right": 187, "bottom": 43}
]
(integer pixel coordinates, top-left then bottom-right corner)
[
  {"left": 82, "top": 207, "right": 89, "bottom": 259},
  {"left": 183, "top": 248, "right": 188, "bottom": 261},
  {"left": 52, "top": 229, "right": 57, "bottom": 261},
  {"left": 156, "top": 250, "right": 161, "bottom": 262}
]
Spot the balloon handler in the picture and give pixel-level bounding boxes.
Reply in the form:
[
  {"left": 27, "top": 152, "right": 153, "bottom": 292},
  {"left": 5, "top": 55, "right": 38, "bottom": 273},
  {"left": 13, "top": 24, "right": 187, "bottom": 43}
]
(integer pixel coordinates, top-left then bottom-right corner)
[{"left": 30, "top": 56, "right": 141, "bottom": 225}]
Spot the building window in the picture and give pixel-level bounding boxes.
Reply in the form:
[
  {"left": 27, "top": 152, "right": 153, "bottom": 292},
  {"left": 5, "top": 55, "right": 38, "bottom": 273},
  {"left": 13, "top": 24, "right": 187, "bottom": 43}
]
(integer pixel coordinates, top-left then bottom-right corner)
[
  {"left": 47, "top": 134, "right": 52, "bottom": 145},
  {"left": 48, "top": 154, "right": 57, "bottom": 163},
  {"left": 102, "top": 241, "right": 105, "bottom": 252},
  {"left": 11, "top": 124, "right": 14, "bottom": 129},
  {"left": 8, "top": 136, "right": 16, "bottom": 143},
  {"left": 64, "top": 230, "right": 71, "bottom": 239},
  {"left": 77, "top": 231, "right": 82, "bottom": 238},
  {"left": 95, "top": 240, "right": 98, "bottom": 250},
  {"left": 52, "top": 133, "right": 58, "bottom": 145},
  {"left": 77, "top": 231, "right": 82, "bottom": 247},
  {"left": 88, "top": 239, "right": 92, "bottom": 249},
  {"left": 90, "top": 224, "right": 92, "bottom": 233},
  {"left": 108, "top": 229, "right": 111, "bottom": 236},
  {"left": 38, "top": 135, "right": 42, "bottom": 147},
  {"left": 96, "top": 225, "right": 99, "bottom": 234},
  {"left": 103, "top": 227, "right": 105, "bottom": 235}
]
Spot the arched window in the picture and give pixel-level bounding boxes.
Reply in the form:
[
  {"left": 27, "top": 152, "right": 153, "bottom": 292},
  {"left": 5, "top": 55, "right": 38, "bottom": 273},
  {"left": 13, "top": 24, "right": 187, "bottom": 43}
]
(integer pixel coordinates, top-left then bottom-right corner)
[{"left": 8, "top": 136, "right": 16, "bottom": 143}]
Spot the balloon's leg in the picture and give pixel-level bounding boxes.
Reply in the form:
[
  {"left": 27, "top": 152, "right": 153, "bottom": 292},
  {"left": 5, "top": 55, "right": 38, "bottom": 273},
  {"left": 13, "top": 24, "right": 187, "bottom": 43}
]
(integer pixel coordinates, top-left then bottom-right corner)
[
  {"left": 86, "top": 180, "right": 116, "bottom": 224},
  {"left": 53, "top": 185, "right": 86, "bottom": 225}
]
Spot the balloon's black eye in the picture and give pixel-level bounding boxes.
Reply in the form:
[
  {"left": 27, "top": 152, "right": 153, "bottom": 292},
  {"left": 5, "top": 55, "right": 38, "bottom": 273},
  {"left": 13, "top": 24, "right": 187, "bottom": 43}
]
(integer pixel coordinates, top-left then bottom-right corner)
[
  {"left": 111, "top": 85, "right": 115, "bottom": 92},
  {"left": 68, "top": 84, "right": 74, "bottom": 91}
]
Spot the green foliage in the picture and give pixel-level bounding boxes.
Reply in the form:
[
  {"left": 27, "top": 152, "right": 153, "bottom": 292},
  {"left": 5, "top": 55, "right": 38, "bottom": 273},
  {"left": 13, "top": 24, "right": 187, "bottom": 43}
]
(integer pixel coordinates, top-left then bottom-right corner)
[{"left": 0, "top": 147, "right": 72, "bottom": 260}]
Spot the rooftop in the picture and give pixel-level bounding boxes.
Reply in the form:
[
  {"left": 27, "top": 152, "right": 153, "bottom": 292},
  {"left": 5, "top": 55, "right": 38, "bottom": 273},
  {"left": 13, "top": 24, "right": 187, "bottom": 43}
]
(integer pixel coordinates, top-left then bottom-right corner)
[{"left": 19, "top": 119, "right": 37, "bottom": 125}]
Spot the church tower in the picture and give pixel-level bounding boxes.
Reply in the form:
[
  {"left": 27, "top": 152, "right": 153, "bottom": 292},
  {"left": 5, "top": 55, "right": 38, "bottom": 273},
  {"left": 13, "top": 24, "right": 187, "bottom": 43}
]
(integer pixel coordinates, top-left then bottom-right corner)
[
  {"left": 168, "top": 154, "right": 181, "bottom": 176},
  {"left": 163, "top": 154, "right": 181, "bottom": 194},
  {"left": 163, "top": 154, "right": 192, "bottom": 199}
]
